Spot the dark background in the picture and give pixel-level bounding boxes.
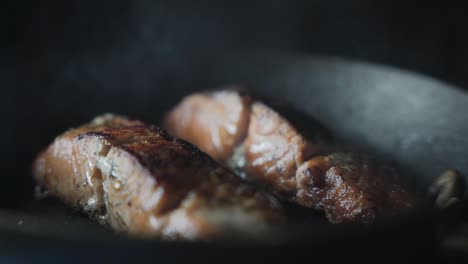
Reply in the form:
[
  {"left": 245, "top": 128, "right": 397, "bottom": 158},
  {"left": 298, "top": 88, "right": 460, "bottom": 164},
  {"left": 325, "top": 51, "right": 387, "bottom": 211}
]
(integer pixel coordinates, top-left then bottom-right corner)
[
  {"left": 2, "top": 0, "right": 468, "bottom": 87},
  {"left": 1, "top": 0, "right": 468, "bottom": 203}
]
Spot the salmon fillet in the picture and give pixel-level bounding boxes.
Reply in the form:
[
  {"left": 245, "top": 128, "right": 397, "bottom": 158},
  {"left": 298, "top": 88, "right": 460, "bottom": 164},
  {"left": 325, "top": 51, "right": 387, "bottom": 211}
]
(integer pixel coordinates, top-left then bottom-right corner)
[
  {"left": 163, "top": 88, "right": 252, "bottom": 161},
  {"left": 33, "top": 114, "right": 284, "bottom": 239},
  {"left": 164, "top": 89, "right": 419, "bottom": 224}
]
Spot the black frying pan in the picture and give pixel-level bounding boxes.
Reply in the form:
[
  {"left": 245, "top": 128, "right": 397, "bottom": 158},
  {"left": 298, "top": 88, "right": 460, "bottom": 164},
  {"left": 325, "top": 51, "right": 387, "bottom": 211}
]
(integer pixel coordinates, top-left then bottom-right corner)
[
  {"left": 203, "top": 52, "right": 468, "bottom": 186},
  {"left": 3, "top": 52, "right": 467, "bottom": 261}
]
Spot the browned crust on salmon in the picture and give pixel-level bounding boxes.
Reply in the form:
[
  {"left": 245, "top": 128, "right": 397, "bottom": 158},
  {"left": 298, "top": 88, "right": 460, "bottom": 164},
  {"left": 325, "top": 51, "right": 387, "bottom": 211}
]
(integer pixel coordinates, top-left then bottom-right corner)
[
  {"left": 33, "top": 114, "right": 284, "bottom": 239},
  {"left": 164, "top": 89, "right": 419, "bottom": 224}
]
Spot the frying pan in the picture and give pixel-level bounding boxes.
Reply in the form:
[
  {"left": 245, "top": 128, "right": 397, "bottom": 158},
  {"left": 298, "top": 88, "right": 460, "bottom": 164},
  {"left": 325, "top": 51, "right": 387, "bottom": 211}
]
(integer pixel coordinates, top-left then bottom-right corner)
[{"left": 3, "top": 51, "right": 468, "bottom": 261}]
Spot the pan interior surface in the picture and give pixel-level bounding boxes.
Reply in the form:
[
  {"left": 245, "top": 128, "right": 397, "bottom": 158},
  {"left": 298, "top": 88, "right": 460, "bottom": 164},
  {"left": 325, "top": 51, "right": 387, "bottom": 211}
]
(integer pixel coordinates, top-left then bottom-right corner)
[
  {"left": 200, "top": 52, "right": 468, "bottom": 187},
  {"left": 4, "top": 52, "right": 467, "bottom": 244}
]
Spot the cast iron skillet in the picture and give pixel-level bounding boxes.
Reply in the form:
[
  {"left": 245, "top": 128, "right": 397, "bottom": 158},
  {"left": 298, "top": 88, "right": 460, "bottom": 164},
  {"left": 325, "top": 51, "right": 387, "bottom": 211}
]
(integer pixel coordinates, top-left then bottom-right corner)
[{"left": 3, "top": 52, "right": 468, "bottom": 261}]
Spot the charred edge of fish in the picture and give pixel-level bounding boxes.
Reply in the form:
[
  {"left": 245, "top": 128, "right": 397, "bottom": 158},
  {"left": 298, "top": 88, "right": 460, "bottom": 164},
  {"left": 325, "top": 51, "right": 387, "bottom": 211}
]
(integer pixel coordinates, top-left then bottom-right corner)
[
  {"left": 77, "top": 131, "right": 113, "bottom": 140},
  {"left": 303, "top": 166, "right": 326, "bottom": 188},
  {"left": 172, "top": 138, "right": 218, "bottom": 164}
]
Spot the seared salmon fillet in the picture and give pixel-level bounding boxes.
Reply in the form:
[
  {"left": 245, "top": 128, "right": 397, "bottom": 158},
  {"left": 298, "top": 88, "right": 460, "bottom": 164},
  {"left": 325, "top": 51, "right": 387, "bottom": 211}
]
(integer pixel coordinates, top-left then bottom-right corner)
[
  {"left": 33, "top": 114, "right": 284, "bottom": 239},
  {"left": 164, "top": 89, "right": 419, "bottom": 224}
]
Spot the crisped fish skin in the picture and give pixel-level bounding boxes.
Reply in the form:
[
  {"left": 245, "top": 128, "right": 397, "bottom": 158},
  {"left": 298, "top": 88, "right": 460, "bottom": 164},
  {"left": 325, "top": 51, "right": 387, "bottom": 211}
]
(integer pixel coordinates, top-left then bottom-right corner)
[
  {"left": 33, "top": 114, "right": 284, "bottom": 239},
  {"left": 164, "top": 89, "right": 419, "bottom": 224}
]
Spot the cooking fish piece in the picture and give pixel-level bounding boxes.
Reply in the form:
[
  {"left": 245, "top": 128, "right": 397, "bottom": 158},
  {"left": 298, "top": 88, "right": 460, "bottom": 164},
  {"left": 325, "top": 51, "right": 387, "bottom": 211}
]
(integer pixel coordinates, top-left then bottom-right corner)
[
  {"left": 295, "top": 153, "right": 417, "bottom": 223},
  {"left": 164, "top": 89, "right": 419, "bottom": 223},
  {"left": 163, "top": 88, "right": 252, "bottom": 162},
  {"left": 33, "top": 114, "right": 284, "bottom": 239}
]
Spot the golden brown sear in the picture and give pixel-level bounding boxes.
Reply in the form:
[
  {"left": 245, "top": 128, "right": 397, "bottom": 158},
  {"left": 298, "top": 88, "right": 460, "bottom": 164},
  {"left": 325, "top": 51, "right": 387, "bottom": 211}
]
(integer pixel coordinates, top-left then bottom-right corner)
[
  {"left": 164, "top": 89, "right": 419, "bottom": 224},
  {"left": 33, "top": 114, "right": 284, "bottom": 239},
  {"left": 295, "top": 153, "right": 417, "bottom": 224}
]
